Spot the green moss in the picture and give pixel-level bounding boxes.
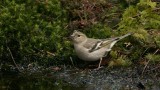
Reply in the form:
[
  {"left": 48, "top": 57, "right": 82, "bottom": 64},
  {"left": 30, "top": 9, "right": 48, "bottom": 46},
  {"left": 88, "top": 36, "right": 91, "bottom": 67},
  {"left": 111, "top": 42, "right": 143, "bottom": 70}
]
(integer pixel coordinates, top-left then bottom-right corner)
[
  {"left": 145, "top": 54, "right": 160, "bottom": 62},
  {"left": 118, "top": 0, "right": 160, "bottom": 63},
  {"left": 0, "top": 0, "right": 159, "bottom": 67},
  {"left": 108, "top": 56, "right": 132, "bottom": 67},
  {"left": 0, "top": 0, "right": 69, "bottom": 65}
]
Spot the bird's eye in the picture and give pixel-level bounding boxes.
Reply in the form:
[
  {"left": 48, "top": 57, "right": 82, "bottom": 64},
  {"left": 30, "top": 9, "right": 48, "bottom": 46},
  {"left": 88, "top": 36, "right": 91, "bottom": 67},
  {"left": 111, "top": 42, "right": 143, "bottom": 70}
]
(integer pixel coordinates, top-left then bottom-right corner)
[{"left": 77, "top": 35, "right": 81, "bottom": 37}]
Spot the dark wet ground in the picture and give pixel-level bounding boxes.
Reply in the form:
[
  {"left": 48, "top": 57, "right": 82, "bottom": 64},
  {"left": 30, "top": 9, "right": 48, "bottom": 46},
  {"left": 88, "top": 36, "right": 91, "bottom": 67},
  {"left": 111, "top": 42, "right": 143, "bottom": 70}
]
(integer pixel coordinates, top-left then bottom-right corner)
[
  {"left": 0, "top": 64, "right": 160, "bottom": 90},
  {"left": 52, "top": 65, "right": 160, "bottom": 90}
]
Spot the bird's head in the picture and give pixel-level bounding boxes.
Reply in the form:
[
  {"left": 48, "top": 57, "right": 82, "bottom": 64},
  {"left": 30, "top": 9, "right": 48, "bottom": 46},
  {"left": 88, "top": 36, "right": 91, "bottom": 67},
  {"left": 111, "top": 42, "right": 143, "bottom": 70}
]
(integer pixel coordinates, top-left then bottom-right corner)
[{"left": 70, "top": 30, "right": 87, "bottom": 44}]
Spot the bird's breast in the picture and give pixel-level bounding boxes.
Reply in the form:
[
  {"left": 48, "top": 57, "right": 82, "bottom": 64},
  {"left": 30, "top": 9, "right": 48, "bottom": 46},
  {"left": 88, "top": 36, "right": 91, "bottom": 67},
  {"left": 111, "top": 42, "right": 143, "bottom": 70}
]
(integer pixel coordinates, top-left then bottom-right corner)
[{"left": 74, "top": 45, "right": 105, "bottom": 61}]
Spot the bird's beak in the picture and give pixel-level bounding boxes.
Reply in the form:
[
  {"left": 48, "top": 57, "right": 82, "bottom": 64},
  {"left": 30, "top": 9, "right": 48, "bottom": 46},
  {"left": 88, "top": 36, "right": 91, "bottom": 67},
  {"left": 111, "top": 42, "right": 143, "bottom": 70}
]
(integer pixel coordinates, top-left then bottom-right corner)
[{"left": 69, "top": 34, "right": 74, "bottom": 41}]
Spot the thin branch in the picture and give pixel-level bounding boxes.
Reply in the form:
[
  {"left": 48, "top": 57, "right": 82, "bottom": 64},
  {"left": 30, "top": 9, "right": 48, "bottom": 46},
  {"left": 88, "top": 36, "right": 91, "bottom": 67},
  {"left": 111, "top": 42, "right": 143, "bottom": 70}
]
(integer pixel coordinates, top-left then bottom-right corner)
[
  {"left": 141, "top": 49, "right": 159, "bottom": 77},
  {"left": 70, "top": 56, "right": 75, "bottom": 67},
  {"left": 46, "top": 51, "right": 55, "bottom": 56},
  {"left": 141, "top": 60, "right": 150, "bottom": 77},
  {"left": 33, "top": 46, "right": 55, "bottom": 56},
  {"left": 153, "top": 49, "right": 159, "bottom": 55},
  {"left": 7, "top": 47, "right": 21, "bottom": 72}
]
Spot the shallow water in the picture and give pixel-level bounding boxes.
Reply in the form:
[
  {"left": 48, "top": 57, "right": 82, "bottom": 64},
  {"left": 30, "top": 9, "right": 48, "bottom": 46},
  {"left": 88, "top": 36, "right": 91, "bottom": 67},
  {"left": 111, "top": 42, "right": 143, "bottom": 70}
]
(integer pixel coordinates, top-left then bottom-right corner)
[{"left": 0, "top": 65, "right": 160, "bottom": 90}]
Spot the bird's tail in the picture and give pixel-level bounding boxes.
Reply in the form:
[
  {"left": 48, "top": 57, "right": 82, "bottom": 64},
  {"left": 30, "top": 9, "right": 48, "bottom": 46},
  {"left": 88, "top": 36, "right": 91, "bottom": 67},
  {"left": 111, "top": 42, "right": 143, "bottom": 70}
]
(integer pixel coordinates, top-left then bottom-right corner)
[{"left": 117, "top": 32, "right": 132, "bottom": 40}]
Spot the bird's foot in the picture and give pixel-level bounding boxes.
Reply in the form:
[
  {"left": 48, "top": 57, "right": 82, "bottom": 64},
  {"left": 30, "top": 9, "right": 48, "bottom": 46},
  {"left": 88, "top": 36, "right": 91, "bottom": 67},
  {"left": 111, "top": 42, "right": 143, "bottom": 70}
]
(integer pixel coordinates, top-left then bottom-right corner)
[{"left": 94, "top": 66, "right": 104, "bottom": 70}]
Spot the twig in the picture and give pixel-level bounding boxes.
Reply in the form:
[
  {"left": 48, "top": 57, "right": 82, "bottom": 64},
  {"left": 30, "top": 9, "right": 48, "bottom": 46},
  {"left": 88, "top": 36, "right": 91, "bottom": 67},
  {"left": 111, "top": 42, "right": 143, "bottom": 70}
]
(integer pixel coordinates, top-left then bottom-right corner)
[
  {"left": 33, "top": 46, "right": 55, "bottom": 56},
  {"left": 140, "top": 47, "right": 150, "bottom": 58},
  {"left": 7, "top": 47, "right": 21, "bottom": 72},
  {"left": 141, "top": 60, "right": 150, "bottom": 77},
  {"left": 46, "top": 51, "right": 55, "bottom": 56},
  {"left": 112, "top": 24, "right": 118, "bottom": 29},
  {"left": 153, "top": 49, "right": 159, "bottom": 55},
  {"left": 141, "top": 49, "right": 159, "bottom": 77},
  {"left": 70, "top": 56, "right": 75, "bottom": 67}
]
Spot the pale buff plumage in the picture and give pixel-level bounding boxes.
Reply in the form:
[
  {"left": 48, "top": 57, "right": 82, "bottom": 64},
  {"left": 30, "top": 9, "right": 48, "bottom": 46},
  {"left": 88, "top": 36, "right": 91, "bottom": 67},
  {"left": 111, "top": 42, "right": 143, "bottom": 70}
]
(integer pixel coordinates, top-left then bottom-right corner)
[{"left": 70, "top": 30, "right": 132, "bottom": 69}]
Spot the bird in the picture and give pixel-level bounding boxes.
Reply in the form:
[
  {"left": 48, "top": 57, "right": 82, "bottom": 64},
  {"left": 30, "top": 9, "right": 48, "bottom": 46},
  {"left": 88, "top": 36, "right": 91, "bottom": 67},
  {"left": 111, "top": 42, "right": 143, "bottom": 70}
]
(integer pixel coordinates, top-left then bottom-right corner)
[{"left": 70, "top": 30, "right": 132, "bottom": 69}]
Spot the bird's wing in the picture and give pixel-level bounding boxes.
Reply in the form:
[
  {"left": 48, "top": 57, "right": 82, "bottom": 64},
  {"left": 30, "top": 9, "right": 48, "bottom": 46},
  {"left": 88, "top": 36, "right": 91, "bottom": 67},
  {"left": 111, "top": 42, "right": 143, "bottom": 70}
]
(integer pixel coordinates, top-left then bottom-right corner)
[
  {"left": 88, "top": 39, "right": 117, "bottom": 52},
  {"left": 82, "top": 38, "right": 113, "bottom": 53},
  {"left": 84, "top": 33, "right": 132, "bottom": 53},
  {"left": 82, "top": 38, "right": 100, "bottom": 50}
]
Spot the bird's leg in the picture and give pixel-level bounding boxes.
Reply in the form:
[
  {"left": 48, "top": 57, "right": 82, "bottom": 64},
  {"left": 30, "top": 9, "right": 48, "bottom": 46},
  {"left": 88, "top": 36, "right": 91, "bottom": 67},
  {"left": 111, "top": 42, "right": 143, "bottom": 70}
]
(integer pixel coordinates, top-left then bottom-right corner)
[{"left": 97, "top": 58, "right": 103, "bottom": 69}]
